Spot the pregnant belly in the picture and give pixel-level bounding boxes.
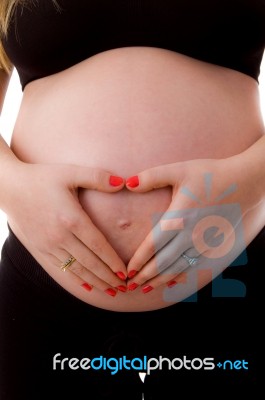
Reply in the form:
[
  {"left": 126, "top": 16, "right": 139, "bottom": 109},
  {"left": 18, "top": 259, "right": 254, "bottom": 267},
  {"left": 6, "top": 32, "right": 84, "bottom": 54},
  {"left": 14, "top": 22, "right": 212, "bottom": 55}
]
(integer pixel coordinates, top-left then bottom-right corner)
[
  {"left": 10, "top": 47, "right": 265, "bottom": 311},
  {"left": 78, "top": 187, "right": 172, "bottom": 265}
]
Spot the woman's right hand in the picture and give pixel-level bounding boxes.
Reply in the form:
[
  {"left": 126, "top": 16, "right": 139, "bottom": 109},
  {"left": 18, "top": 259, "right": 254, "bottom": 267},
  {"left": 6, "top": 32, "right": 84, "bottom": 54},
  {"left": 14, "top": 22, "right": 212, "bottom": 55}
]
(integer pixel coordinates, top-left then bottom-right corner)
[{"left": 2, "top": 161, "right": 128, "bottom": 296}]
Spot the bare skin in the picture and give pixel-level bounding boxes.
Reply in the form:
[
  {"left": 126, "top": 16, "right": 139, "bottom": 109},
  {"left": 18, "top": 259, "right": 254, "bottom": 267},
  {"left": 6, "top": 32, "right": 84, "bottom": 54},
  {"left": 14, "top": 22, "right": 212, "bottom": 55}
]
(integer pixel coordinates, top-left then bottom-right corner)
[{"left": 1, "top": 47, "right": 265, "bottom": 311}]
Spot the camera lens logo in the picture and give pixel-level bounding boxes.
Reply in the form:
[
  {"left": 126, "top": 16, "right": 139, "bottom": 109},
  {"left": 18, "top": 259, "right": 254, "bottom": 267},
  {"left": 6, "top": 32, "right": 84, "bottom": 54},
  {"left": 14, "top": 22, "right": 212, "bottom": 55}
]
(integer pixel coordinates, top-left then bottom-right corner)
[
  {"left": 151, "top": 173, "right": 247, "bottom": 302},
  {"left": 192, "top": 214, "right": 236, "bottom": 258}
]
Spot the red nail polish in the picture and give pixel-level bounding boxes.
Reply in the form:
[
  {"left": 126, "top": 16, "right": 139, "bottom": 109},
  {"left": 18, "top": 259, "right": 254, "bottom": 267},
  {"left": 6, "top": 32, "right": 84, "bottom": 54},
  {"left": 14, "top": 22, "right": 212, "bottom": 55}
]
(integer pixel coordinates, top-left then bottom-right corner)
[
  {"left": 110, "top": 176, "right": 124, "bottom": 187},
  {"left": 167, "top": 280, "right": 177, "bottom": 288},
  {"left": 105, "top": 288, "right": 117, "bottom": 297},
  {"left": 128, "top": 270, "right": 137, "bottom": 279},
  {"left": 126, "top": 176, "right": 139, "bottom": 188},
  {"left": 117, "top": 285, "right": 127, "bottom": 293},
  {"left": 81, "top": 283, "right": 93, "bottom": 292},
  {"left": 128, "top": 282, "right": 139, "bottom": 291},
  {"left": 116, "top": 271, "right": 127, "bottom": 281},
  {"left": 142, "top": 285, "right": 154, "bottom": 294}
]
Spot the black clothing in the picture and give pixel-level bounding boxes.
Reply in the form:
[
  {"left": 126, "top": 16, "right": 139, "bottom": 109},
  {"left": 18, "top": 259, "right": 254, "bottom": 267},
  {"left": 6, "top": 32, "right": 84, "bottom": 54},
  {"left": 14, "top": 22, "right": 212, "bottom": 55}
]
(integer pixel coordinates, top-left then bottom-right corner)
[
  {"left": 2, "top": 0, "right": 265, "bottom": 89},
  {"left": 0, "top": 227, "right": 264, "bottom": 399}
]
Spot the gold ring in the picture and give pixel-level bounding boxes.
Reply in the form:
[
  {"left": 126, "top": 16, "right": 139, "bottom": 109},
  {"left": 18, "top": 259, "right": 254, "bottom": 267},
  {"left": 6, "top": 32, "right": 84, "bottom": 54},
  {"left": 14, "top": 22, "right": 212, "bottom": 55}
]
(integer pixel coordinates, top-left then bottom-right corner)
[{"left": 60, "top": 255, "right": 76, "bottom": 272}]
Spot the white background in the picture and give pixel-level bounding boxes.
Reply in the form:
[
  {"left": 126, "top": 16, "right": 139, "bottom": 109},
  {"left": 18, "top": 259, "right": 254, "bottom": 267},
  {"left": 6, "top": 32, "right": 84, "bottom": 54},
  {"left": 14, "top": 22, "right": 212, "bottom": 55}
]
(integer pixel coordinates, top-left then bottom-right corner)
[{"left": 1, "top": 61, "right": 265, "bottom": 250}]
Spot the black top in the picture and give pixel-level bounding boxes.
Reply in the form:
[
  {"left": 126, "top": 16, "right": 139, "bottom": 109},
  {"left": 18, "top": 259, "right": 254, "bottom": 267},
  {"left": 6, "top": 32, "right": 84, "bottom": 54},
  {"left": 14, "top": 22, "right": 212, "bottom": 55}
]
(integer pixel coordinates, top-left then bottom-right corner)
[{"left": 2, "top": 0, "right": 265, "bottom": 90}]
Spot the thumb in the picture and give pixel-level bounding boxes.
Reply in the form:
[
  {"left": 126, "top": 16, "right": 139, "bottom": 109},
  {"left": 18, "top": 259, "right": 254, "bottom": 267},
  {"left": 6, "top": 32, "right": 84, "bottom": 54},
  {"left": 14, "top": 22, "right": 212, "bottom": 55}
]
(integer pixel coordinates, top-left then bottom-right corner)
[
  {"left": 126, "top": 163, "right": 181, "bottom": 193},
  {"left": 71, "top": 166, "right": 125, "bottom": 192}
]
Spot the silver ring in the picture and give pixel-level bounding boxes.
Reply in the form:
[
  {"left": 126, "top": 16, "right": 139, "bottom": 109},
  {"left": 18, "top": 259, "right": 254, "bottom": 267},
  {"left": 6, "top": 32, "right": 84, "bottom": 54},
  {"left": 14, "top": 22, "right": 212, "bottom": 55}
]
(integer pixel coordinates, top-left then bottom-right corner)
[
  {"left": 181, "top": 253, "right": 199, "bottom": 266},
  {"left": 60, "top": 255, "right": 76, "bottom": 272}
]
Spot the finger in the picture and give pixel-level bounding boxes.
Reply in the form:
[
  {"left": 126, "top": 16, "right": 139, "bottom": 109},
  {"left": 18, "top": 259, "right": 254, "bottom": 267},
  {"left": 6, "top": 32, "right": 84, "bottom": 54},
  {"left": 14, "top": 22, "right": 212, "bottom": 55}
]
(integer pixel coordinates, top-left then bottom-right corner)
[
  {"left": 71, "top": 166, "right": 125, "bottom": 192},
  {"left": 65, "top": 261, "right": 119, "bottom": 297},
  {"left": 127, "top": 226, "right": 177, "bottom": 278},
  {"left": 62, "top": 235, "right": 127, "bottom": 287},
  {"left": 55, "top": 251, "right": 126, "bottom": 296},
  {"left": 65, "top": 207, "right": 127, "bottom": 277},
  {"left": 127, "top": 210, "right": 186, "bottom": 277},
  {"left": 139, "top": 249, "right": 201, "bottom": 293},
  {"left": 49, "top": 252, "right": 94, "bottom": 290},
  {"left": 125, "top": 163, "right": 183, "bottom": 192},
  {"left": 127, "top": 234, "right": 190, "bottom": 287}
]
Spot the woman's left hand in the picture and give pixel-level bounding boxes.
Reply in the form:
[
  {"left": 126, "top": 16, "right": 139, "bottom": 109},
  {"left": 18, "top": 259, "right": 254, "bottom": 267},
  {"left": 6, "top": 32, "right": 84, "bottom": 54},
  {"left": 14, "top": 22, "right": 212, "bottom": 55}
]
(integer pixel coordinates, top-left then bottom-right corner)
[{"left": 125, "top": 156, "right": 259, "bottom": 294}]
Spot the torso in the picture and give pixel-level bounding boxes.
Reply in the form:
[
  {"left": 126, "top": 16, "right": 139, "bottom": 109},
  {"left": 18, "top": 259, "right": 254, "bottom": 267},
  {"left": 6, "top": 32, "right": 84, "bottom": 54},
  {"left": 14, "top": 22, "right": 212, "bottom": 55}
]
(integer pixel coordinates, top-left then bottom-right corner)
[{"left": 9, "top": 47, "right": 265, "bottom": 311}]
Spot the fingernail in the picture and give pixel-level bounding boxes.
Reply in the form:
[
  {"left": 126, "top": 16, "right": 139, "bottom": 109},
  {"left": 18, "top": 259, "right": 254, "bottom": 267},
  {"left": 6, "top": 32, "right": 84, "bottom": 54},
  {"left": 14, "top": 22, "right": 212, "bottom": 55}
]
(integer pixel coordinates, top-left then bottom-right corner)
[
  {"left": 110, "top": 175, "right": 124, "bottom": 187},
  {"left": 81, "top": 283, "right": 93, "bottom": 292},
  {"left": 117, "top": 285, "right": 127, "bottom": 293},
  {"left": 167, "top": 280, "right": 178, "bottom": 288},
  {"left": 128, "top": 282, "right": 139, "bottom": 291},
  {"left": 128, "top": 270, "right": 137, "bottom": 279},
  {"left": 116, "top": 271, "right": 127, "bottom": 281},
  {"left": 126, "top": 176, "right": 139, "bottom": 188},
  {"left": 105, "top": 288, "right": 117, "bottom": 297},
  {"left": 142, "top": 285, "right": 154, "bottom": 294}
]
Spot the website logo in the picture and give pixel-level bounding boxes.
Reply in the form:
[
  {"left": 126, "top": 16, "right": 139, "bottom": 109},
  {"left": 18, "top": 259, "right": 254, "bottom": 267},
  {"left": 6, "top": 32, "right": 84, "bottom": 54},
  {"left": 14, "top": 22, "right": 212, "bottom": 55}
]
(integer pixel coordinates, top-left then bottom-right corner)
[{"left": 53, "top": 353, "right": 248, "bottom": 375}]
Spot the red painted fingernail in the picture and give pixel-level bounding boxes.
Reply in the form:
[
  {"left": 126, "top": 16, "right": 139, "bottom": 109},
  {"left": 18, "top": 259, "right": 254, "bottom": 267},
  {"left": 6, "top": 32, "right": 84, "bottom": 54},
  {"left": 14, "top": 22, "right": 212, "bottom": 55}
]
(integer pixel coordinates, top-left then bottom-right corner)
[
  {"left": 104, "top": 288, "right": 117, "bottom": 297},
  {"left": 81, "top": 283, "right": 93, "bottom": 292},
  {"left": 167, "top": 280, "right": 178, "bottom": 288},
  {"left": 128, "top": 270, "right": 137, "bottom": 279},
  {"left": 142, "top": 285, "right": 154, "bottom": 294},
  {"left": 116, "top": 271, "right": 127, "bottom": 281},
  {"left": 126, "top": 176, "right": 139, "bottom": 188},
  {"left": 128, "top": 282, "right": 139, "bottom": 291},
  {"left": 109, "top": 176, "right": 124, "bottom": 187},
  {"left": 117, "top": 285, "right": 127, "bottom": 293}
]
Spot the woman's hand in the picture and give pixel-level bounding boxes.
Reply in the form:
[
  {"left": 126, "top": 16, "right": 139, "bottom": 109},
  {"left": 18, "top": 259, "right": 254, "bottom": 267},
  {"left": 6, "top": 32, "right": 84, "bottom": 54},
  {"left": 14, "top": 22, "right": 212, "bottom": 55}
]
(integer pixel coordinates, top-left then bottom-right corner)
[
  {"left": 3, "top": 161, "right": 128, "bottom": 296},
  {"left": 125, "top": 156, "right": 261, "bottom": 294}
]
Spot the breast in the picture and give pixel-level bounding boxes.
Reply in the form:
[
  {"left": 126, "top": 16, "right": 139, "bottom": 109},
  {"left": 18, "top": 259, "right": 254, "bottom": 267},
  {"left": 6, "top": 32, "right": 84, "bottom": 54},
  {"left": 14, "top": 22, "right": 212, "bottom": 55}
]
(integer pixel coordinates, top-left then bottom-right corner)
[{"left": 9, "top": 47, "right": 265, "bottom": 310}]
